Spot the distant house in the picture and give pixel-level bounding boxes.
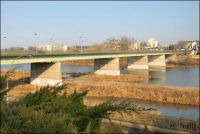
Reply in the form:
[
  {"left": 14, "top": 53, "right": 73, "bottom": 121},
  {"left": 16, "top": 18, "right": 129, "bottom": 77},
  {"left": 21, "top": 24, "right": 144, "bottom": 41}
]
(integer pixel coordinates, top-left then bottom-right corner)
[
  {"left": 147, "top": 38, "right": 158, "bottom": 48},
  {"left": 24, "top": 46, "right": 35, "bottom": 51},
  {"left": 187, "top": 41, "right": 199, "bottom": 50}
]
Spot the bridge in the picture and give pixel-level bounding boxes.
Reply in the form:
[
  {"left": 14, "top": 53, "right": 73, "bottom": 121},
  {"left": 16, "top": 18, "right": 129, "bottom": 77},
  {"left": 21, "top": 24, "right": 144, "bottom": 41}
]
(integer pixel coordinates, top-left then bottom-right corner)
[{"left": 1, "top": 51, "right": 179, "bottom": 86}]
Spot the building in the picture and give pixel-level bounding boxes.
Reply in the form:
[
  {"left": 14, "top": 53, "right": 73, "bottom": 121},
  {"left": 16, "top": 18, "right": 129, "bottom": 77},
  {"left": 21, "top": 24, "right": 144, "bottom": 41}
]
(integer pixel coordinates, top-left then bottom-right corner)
[
  {"left": 147, "top": 38, "right": 158, "bottom": 48},
  {"left": 52, "top": 44, "right": 68, "bottom": 51},
  {"left": 187, "top": 41, "right": 199, "bottom": 50},
  {"left": 37, "top": 44, "right": 68, "bottom": 51},
  {"left": 24, "top": 46, "right": 35, "bottom": 51}
]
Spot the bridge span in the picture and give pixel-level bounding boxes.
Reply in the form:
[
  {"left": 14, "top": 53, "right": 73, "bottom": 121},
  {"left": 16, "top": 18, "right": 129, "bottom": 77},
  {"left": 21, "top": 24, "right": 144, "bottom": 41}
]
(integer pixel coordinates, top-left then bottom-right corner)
[{"left": 1, "top": 51, "right": 178, "bottom": 86}]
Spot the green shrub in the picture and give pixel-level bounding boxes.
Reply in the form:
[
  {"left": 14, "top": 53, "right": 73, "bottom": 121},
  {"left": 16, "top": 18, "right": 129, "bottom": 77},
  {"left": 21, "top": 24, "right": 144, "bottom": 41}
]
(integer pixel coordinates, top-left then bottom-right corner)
[{"left": 1, "top": 70, "right": 152, "bottom": 133}]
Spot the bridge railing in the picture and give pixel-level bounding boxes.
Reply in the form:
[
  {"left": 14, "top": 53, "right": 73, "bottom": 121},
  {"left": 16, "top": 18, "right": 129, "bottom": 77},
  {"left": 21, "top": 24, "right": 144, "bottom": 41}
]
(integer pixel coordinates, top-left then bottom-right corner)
[
  {"left": 0, "top": 49, "right": 185, "bottom": 57},
  {"left": 110, "top": 112, "right": 199, "bottom": 133}
]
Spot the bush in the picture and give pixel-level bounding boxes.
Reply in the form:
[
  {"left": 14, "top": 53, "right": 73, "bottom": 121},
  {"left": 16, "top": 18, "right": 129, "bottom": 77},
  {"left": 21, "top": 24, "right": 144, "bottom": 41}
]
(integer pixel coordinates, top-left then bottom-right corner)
[{"left": 1, "top": 70, "right": 152, "bottom": 133}]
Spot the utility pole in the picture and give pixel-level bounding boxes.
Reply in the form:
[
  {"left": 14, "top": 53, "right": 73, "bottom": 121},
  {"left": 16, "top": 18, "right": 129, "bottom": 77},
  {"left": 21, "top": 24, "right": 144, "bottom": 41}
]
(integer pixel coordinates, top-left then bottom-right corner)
[
  {"left": 50, "top": 39, "right": 52, "bottom": 53},
  {"left": 4, "top": 37, "right": 6, "bottom": 55},
  {"left": 79, "top": 37, "right": 82, "bottom": 53},
  {"left": 34, "top": 33, "right": 37, "bottom": 54}
]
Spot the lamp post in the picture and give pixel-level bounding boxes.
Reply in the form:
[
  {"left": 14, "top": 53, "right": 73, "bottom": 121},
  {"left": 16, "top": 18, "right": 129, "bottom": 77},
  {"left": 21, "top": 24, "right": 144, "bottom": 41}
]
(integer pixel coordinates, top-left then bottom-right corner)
[
  {"left": 81, "top": 41, "right": 83, "bottom": 53},
  {"left": 6, "top": 53, "right": 33, "bottom": 104},
  {"left": 79, "top": 37, "right": 82, "bottom": 53},
  {"left": 4, "top": 37, "right": 6, "bottom": 55},
  {"left": 50, "top": 39, "right": 52, "bottom": 53},
  {"left": 34, "top": 33, "right": 37, "bottom": 54}
]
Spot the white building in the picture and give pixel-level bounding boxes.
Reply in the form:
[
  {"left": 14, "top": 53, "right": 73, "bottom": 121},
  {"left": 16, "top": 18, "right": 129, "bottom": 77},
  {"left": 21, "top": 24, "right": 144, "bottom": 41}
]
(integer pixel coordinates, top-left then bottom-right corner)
[
  {"left": 24, "top": 46, "right": 35, "bottom": 51},
  {"left": 187, "top": 41, "right": 199, "bottom": 50},
  {"left": 147, "top": 38, "right": 158, "bottom": 48},
  {"left": 37, "top": 44, "right": 68, "bottom": 51}
]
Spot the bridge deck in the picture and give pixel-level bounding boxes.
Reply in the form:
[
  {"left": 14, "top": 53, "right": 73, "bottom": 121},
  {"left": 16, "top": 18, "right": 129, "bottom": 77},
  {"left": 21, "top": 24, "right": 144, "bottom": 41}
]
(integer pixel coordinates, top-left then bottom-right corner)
[{"left": 1, "top": 51, "right": 180, "bottom": 65}]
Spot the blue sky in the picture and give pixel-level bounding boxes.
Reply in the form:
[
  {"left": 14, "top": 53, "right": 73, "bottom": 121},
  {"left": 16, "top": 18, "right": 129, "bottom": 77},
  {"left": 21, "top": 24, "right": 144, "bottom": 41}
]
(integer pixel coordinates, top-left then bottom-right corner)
[{"left": 1, "top": 1, "right": 199, "bottom": 49}]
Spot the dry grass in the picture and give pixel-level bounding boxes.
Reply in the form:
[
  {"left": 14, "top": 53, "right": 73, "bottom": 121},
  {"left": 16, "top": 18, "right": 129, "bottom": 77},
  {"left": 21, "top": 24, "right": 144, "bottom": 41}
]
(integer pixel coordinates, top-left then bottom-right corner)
[
  {"left": 166, "top": 55, "right": 199, "bottom": 68},
  {"left": 66, "top": 81, "right": 199, "bottom": 106},
  {"left": 60, "top": 57, "right": 128, "bottom": 66},
  {"left": 80, "top": 73, "right": 150, "bottom": 82},
  {"left": 2, "top": 69, "right": 199, "bottom": 106},
  {"left": 61, "top": 59, "right": 94, "bottom": 65}
]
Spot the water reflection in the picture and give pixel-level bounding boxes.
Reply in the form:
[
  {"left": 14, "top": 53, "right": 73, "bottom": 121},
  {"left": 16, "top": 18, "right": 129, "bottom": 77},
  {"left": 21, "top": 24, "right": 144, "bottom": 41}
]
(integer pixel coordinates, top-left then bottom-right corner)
[
  {"left": 84, "top": 96, "right": 199, "bottom": 119},
  {"left": 1, "top": 64, "right": 199, "bottom": 119},
  {"left": 1, "top": 64, "right": 199, "bottom": 87}
]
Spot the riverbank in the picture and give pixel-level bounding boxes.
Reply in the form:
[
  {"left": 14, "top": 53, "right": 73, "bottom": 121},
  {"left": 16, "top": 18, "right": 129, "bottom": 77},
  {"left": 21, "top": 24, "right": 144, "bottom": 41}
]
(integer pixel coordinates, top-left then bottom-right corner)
[
  {"left": 65, "top": 81, "right": 199, "bottom": 106},
  {"left": 2, "top": 69, "right": 199, "bottom": 106}
]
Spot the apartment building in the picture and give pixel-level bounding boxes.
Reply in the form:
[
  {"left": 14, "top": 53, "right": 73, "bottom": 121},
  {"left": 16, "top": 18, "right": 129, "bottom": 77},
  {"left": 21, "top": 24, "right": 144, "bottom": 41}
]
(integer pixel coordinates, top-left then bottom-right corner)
[
  {"left": 147, "top": 38, "right": 158, "bottom": 48},
  {"left": 24, "top": 46, "right": 35, "bottom": 51},
  {"left": 37, "top": 44, "right": 67, "bottom": 51}
]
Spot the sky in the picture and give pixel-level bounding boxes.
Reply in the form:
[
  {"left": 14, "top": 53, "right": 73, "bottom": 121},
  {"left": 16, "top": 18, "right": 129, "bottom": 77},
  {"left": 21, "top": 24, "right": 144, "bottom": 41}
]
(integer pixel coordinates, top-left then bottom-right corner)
[{"left": 1, "top": 1, "right": 199, "bottom": 49}]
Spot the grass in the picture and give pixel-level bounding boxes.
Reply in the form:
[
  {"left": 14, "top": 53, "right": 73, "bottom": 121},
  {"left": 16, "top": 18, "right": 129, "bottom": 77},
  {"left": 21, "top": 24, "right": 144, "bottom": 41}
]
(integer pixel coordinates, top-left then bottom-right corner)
[
  {"left": 2, "top": 69, "right": 199, "bottom": 106},
  {"left": 79, "top": 73, "right": 150, "bottom": 82},
  {"left": 66, "top": 81, "right": 199, "bottom": 106}
]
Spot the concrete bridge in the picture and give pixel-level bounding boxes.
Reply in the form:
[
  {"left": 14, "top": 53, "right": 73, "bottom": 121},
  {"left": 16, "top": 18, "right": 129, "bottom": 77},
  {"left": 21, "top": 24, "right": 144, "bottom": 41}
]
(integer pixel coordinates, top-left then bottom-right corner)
[{"left": 1, "top": 51, "right": 178, "bottom": 86}]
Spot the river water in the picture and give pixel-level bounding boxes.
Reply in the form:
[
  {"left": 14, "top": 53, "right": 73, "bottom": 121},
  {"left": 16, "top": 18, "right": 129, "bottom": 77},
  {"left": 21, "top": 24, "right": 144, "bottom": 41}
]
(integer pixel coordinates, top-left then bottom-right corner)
[{"left": 1, "top": 64, "right": 199, "bottom": 119}]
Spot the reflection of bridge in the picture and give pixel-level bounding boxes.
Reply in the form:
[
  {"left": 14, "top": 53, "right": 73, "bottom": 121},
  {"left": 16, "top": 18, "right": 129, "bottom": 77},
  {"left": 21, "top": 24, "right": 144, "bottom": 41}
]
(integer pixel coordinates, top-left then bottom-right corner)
[{"left": 1, "top": 51, "right": 181, "bottom": 86}]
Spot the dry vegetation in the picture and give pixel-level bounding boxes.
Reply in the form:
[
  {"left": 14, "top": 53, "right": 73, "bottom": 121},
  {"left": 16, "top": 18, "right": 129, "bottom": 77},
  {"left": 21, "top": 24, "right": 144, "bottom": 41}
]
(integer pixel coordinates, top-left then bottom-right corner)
[
  {"left": 79, "top": 73, "right": 150, "bottom": 82},
  {"left": 166, "top": 55, "right": 199, "bottom": 68},
  {"left": 61, "top": 57, "right": 127, "bottom": 66},
  {"left": 1, "top": 69, "right": 199, "bottom": 106},
  {"left": 65, "top": 81, "right": 199, "bottom": 106}
]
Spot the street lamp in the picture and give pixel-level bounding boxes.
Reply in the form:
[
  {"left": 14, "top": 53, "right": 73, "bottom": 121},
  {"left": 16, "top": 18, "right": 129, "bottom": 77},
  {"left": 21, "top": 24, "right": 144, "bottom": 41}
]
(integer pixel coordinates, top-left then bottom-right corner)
[
  {"left": 6, "top": 53, "right": 33, "bottom": 104},
  {"left": 4, "top": 37, "right": 6, "bottom": 55},
  {"left": 34, "top": 33, "right": 37, "bottom": 54},
  {"left": 50, "top": 39, "right": 52, "bottom": 53},
  {"left": 79, "top": 37, "right": 83, "bottom": 53}
]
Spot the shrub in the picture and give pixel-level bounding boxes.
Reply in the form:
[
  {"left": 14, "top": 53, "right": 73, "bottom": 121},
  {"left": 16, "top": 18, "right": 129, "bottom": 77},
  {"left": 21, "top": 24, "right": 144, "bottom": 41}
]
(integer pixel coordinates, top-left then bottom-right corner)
[{"left": 1, "top": 70, "right": 152, "bottom": 133}]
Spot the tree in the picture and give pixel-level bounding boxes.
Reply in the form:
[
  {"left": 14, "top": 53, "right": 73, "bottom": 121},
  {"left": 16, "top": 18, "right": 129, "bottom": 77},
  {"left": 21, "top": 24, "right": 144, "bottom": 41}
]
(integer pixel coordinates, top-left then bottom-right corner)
[
  {"left": 91, "top": 43, "right": 103, "bottom": 51},
  {"left": 119, "top": 36, "right": 135, "bottom": 51},
  {"left": 169, "top": 44, "right": 174, "bottom": 50},
  {"left": 177, "top": 40, "right": 189, "bottom": 50},
  {"left": 0, "top": 70, "right": 152, "bottom": 133},
  {"left": 140, "top": 42, "right": 147, "bottom": 50}
]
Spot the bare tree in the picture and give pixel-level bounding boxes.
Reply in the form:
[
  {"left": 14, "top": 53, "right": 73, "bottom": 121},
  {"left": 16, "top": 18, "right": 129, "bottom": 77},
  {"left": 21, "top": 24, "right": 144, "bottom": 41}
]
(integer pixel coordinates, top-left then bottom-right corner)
[
  {"left": 119, "top": 36, "right": 135, "bottom": 51},
  {"left": 177, "top": 40, "right": 189, "bottom": 50}
]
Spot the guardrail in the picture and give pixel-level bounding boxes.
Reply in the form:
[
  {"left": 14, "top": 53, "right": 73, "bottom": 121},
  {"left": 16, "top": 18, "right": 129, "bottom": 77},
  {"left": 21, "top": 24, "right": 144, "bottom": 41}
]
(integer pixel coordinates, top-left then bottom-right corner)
[
  {"left": 0, "top": 50, "right": 185, "bottom": 57},
  {"left": 110, "top": 112, "right": 199, "bottom": 133}
]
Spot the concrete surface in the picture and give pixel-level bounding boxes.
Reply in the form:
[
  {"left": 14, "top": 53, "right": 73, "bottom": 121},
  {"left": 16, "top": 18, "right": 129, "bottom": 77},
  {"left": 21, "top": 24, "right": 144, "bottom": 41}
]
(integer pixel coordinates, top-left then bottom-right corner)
[
  {"left": 94, "top": 58, "right": 120, "bottom": 75},
  {"left": 127, "top": 56, "right": 149, "bottom": 69},
  {"left": 30, "top": 62, "right": 62, "bottom": 86},
  {"left": 148, "top": 55, "right": 166, "bottom": 66}
]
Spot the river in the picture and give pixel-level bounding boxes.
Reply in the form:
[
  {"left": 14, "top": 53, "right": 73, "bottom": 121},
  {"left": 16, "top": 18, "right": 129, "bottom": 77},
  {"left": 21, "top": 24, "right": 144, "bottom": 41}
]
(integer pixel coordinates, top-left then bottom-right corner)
[{"left": 1, "top": 64, "right": 199, "bottom": 119}]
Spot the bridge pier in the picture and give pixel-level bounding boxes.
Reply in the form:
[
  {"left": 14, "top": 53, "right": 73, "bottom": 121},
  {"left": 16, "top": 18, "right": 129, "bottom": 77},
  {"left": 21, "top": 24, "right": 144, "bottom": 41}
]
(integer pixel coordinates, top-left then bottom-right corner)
[
  {"left": 30, "top": 62, "right": 62, "bottom": 86},
  {"left": 148, "top": 55, "right": 166, "bottom": 66},
  {"left": 127, "top": 56, "right": 149, "bottom": 69},
  {"left": 94, "top": 58, "right": 120, "bottom": 75}
]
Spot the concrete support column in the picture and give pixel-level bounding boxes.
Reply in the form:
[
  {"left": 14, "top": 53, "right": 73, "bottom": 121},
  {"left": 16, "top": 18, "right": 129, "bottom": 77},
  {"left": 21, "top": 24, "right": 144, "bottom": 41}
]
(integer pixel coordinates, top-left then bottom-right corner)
[
  {"left": 30, "top": 62, "right": 62, "bottom": 86},
  {"left": 94, "top": 58, "right": 120, "bottom": 75},
  {"left": 148, "top": 55, "right": 166, "bottom": 66},
  {"left": 127, "top": 56, "right": 149, "bottom": 69}
]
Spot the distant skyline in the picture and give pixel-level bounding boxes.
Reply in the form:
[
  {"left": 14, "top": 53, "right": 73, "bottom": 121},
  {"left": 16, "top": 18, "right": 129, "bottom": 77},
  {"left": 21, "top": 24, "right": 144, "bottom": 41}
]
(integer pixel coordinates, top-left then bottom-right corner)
[{"left": 1, "top": 1, "right": 199, "bottom": 49}]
